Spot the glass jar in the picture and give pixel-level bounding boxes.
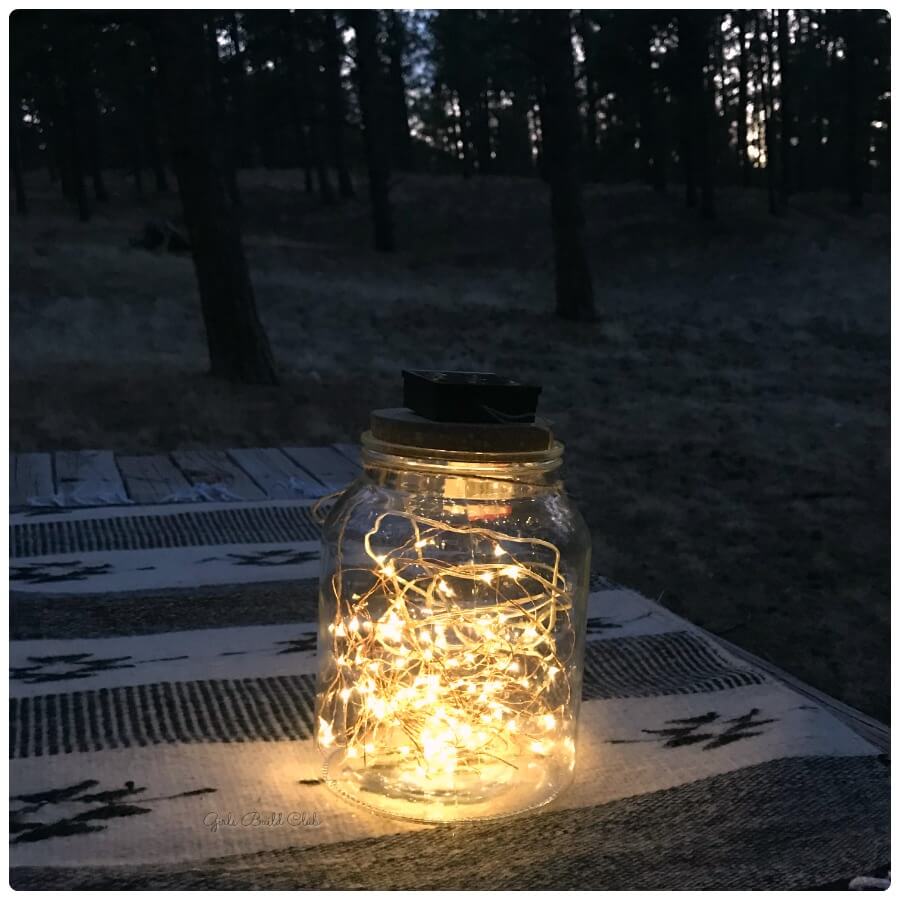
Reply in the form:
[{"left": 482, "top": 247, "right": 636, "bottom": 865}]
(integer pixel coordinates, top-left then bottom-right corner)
[{"left": 315, "top": 417, "right": 590, "bottom": 823}]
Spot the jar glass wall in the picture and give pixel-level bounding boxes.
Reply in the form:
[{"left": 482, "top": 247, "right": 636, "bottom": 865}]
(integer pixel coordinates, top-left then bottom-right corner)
[{"left": 315, "top": 437, "right": 590, "bottom": 823}]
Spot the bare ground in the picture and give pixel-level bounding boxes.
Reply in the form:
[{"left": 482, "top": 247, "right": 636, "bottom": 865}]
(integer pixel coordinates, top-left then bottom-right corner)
[{"left": 10, "top": 171, "right": 890, "bottom": 722}]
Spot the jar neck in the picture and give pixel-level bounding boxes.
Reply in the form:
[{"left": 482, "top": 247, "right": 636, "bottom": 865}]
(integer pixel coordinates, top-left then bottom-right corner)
[{"left": 360, "top": 438, "right": 564, "bottom": 501}]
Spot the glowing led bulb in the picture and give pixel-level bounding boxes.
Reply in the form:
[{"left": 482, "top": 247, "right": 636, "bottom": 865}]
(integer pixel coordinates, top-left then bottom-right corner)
[{"left": 318, "top": 717, "right": 335, "bottom": 748}]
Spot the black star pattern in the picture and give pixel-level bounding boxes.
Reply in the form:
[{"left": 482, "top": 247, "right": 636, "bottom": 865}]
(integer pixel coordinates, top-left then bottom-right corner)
[
  {"left": 608, "top": 708, "right": 777, "bottom": 751},
  {"left": 274, "top": 633, "right": 318, "bottom": 654},
  {"left": 197, "top": 548, "right": 319, "bottom": 568},
  {"left": 585, "top": 611, "right": 651, "bottom": 634},
  {"left": 18, "top": 506, "right": 81, "bottom": 518},
  {"left": 11, "top": 653, "right": 136, "bottom": 684},
  {"left": 10, "top": 779, "right": 216, "bottom": 844},
  {"left": 585, "top": 616, "right": 622, "bottom": 634},
  {"left": 10, "top": 561, "right": 114, "bottom": 584}
]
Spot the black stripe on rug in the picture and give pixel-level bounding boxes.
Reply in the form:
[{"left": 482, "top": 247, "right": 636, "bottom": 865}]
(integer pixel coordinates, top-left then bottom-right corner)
[
  {"left": 8, "top": 756, "right": 889, "bottom": 889},
  {"left": 10, "top": 632, "right": 764, "bottom": 758},
  {"left": 10, "top": 675, "right": 318, "bottom": 757},
  {"left": 11, "top": 578, "right": 622, "bottom": 642},
  {"left": 10, "top": 580, "right": 322, "bottom": 640},
  {"left": 11, "top": 505, "right": 321, "bottom": 558},
  {"left": 583, "top": 631, "right": 766, "bottom": 699}
]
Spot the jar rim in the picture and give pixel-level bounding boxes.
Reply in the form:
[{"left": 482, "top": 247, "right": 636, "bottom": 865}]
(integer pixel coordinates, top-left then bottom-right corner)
[{"left": 360, "top": 431, "right": 564, "bottom": 474}]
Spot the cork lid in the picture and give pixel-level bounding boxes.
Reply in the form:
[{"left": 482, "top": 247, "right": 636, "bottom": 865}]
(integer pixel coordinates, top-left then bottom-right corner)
[{"left": 369, "top": 408, "right": 554, "bottom": 454}]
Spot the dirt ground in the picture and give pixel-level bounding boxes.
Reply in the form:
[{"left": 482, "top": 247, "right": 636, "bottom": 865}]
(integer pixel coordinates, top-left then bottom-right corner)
[{"left": 10, "top": 170, "right": 890, "bottom": 722}]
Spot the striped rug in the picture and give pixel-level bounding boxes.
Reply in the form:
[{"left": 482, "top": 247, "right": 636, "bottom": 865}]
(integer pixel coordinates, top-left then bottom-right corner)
[{"left": 8, "top": 500, "right": 890, "bottom": 889}]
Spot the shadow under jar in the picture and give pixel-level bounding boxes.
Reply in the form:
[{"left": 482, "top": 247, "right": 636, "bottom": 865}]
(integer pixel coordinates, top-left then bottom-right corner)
[{"left": 315, "top": 412, "right": 590, "bottom": 823}]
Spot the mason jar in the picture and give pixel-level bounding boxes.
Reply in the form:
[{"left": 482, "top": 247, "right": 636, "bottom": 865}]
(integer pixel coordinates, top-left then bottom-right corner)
[{"left": 315, "top": 409, "right": 590, "bottom": 823}]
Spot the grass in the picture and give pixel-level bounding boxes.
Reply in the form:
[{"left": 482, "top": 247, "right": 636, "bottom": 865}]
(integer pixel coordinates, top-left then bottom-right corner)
[{"left": 11, "top": 169, "right": 890, "bottom": 721}]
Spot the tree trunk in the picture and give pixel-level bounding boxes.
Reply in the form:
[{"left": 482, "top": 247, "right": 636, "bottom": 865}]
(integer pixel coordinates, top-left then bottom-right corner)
[
  {"left": 764, "top": 12, "right": 779, "bottom": 214},
  {"left": 736, "top": 11, "right": 749, "bottom": 187},
  {"left": 128, "top": 102, "right": 145, "bottom": 198},
  {"left": 63, "top": 79, "right": 90, "bottom": 221},
  {"left": 756, "top": 13, "right": 778, "bottom": 216},
  {"left": 352, "top": 10, "right": 395, "bottom": 252},
  {"left": 283, "top": 12, "right": 333, "bottom": 202},
  {"left": 531, "top": 11, "right": 595, "bottom": 322},
  {"left": 633, "top": 17, "right": 653, "bottom": 187},
  {"left": 844, "top": 11, "right": 864, "bottom": 210},
  {"left": 473, "top": 90, "right": 493, "bottom": 174},
  {"left": 53, "top": 21, "right": 90, "bottom": 221},
  {"left": 577, "top": 13, "right": 599, "bottom": 181},
  {"left": 145, "top": 70, "right": 169, "bottom": 192},
  {"left": 84, "top": 82, "right": 109, "bottom": 203},
  {"left": 677, "top": 12, "right": 714, "bottom": 218},
  {"left": 502, "top": 89, "right": 534, "bottom": 175},
  {"left": 805, "top": 11, "right": 826, "bottom": 192},
  {"left": 131, "top": 143, "right": 145, "bottom": 198},
  {"left": 205, "top": 17, "right": 241, "bottom": 206},
  {"left": 646, "top": 20, "right": 668, "bottom": 193},
  {"left": 152, "top": 12, "right": 278, "bottom": 386},
  {"left": 51, "top": 108, "right": 74, "bottom": 201},
  {"left": 698, "top": 18, "right": 716, "bottom": 220},
  {"left": 297, "top": 121, "right": 313, "bottom": 193},
  {"left": 293, "top": 12, "right": 335, "bottom": 203},
  {"left": 323, "top": 12, "right": 355, "bottom": 197},
  {"left": 456, "top": 95, "right": 476, "bottom": 178},
  {"left": 677, "top": 14, "right": 697, "bottom": 208},
  {"left": 10, "top": 87, "right": 28, "bottom": 215},
  {"left": 777, "top": 9, "right": 792, "bottom": 203},
  {"left": 635, "top": 15, "right": 666, "bottom": 192},
  {"left": 386, "top": 11, "right": 415, "bottom": 171},
  {"left": 227, "top": 13, "right": 254, "bottom": 168}
]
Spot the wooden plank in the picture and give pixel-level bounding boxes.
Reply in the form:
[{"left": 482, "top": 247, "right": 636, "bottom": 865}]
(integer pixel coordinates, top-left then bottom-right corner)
[
  {"left": 706, "top": 628, "right": 890, "bottom": 754},
  {"left": 227, "top": 448, "right": 324, "bottom": 499},
  {"left": 55, "top": 450, "right": 128, "bottom": 505},
  {"left": 333, "top": 443, "right": 363, "bottom": 468},
  {"left": 282, "top": 445, "right": 361, "bottom": 489},
  {"left": 10, "top": 453, "right": 54, "bottom": 506},
  {"left": 117, "top": 454, "right": 192, "bottom": 504},
  {"left": 170, "top": 449, "right": 267, "bottom": 501}
]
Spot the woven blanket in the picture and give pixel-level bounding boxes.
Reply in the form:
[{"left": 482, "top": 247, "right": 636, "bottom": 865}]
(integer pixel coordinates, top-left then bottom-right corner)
[{"left": 9, "top": 501, "right": 890, "bottom": 889}]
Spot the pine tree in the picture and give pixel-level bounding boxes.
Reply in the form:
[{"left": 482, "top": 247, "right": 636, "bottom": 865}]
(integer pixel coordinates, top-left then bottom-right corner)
[
  {"left": 152, "top": 12, "right": 278, "bottom": 385},
  {"left": 351, "top": 10, "right": 395, "bottom": 252},
  {"left": 530, "top": 10, "right": 595, "bottom": 321}
]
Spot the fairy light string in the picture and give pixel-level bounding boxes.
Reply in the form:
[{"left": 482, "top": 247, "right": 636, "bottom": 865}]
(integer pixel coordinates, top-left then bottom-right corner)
[{"left": 317, "top": 506, "right": 576, "bottom": 784}]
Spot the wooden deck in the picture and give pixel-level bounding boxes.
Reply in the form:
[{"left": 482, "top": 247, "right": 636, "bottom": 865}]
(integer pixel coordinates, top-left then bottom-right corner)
[{"left": 9, "top": 444, "right": 362, "bottom": 509}]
